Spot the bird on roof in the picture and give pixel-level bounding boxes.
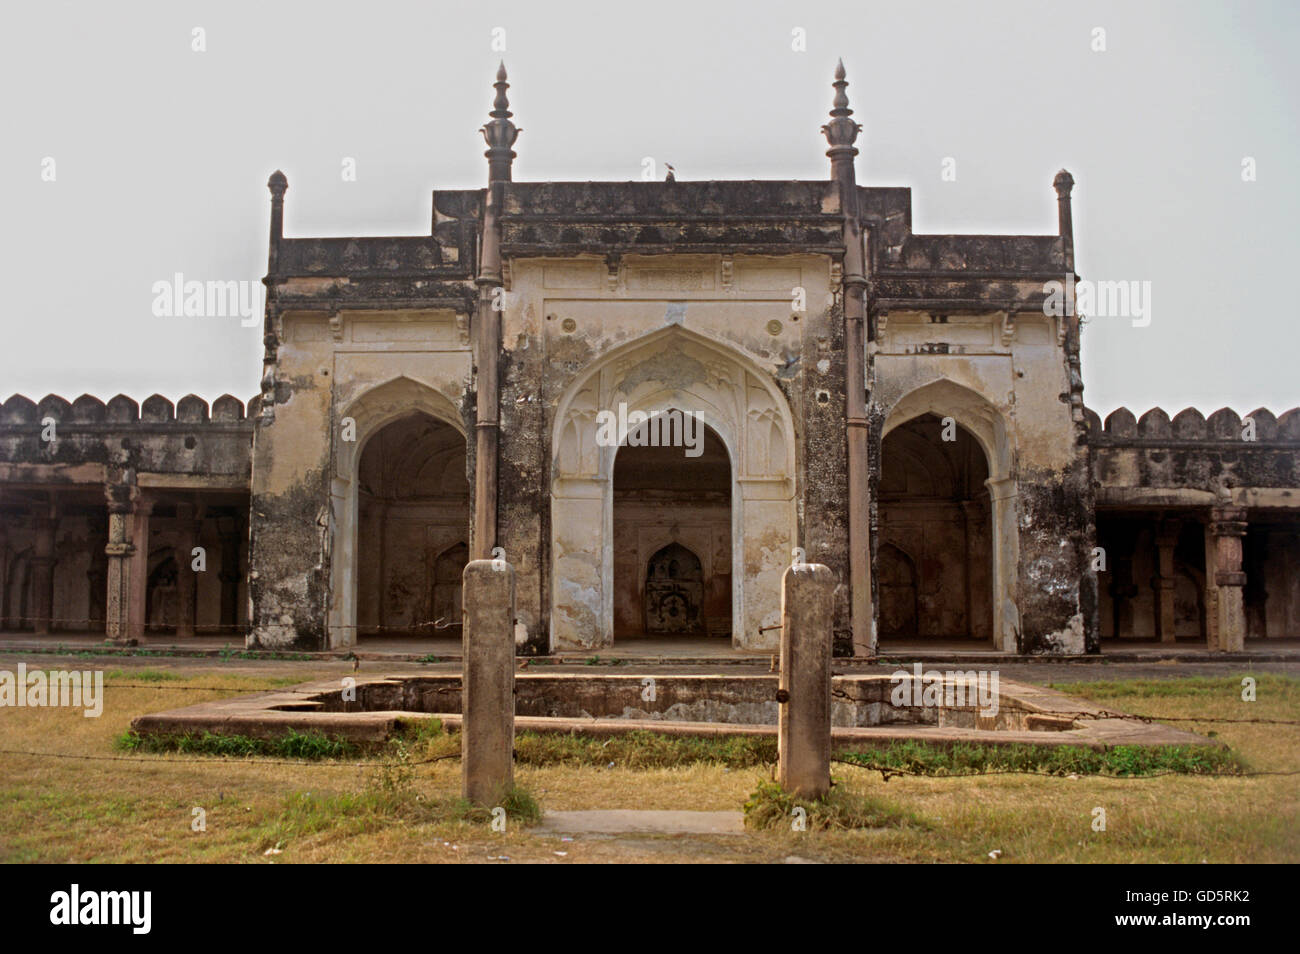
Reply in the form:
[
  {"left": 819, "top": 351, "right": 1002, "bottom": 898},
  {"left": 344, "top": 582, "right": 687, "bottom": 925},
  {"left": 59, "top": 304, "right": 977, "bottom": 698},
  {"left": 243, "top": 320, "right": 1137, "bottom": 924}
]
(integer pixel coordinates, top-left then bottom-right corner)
[{"left": 664, "top": 163, "right": 676, "bottom": 182}]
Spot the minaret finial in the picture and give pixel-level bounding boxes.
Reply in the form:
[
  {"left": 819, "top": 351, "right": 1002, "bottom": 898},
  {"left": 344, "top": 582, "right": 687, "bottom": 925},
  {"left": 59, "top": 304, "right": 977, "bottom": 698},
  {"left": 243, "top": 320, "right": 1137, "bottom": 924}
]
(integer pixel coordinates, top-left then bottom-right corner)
[
  {"left": 822, "top": 59, "right": 861, "bottom": 168},
  {"left": 491, "top": 61, "right": 511, "bottom": 118},
  {"left": 267, "top": 169, "right": 288, "bottom": 199},
  {"left": 266, "top": 170, "right": 287, "bottom": 272},
  {"left": 832, "top": 59, "right": 852, "bottom": 110},
  {"left": 482, "top": 62, "right": 520, "bottom": 182},
  {"left": 1053, "top": 169, "right": 1076, "bottom": 268}
]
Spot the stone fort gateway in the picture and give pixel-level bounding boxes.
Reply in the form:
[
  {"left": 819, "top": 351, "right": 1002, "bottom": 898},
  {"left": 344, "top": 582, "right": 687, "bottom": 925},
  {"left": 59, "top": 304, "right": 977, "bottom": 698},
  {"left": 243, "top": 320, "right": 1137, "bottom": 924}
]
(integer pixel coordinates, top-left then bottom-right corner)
[{"left": 2, "top": 64, "right": 1297, "bottom": 658}]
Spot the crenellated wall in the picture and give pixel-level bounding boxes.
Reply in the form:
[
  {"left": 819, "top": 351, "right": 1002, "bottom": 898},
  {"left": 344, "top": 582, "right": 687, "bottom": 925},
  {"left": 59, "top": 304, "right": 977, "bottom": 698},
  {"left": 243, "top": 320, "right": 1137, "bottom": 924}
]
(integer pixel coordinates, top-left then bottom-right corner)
[
  {"left": 1088, "top": 405, "right": 1300, "bottom": 649},
  {"left": 1088, "top": 405, "right": 1300, "bottom": 503},
  {"left": 0, "top": 392, "right": 254, "bottom": 639},
  {"left": 0, "top": 392, "right": 255, "bottom": 479}
]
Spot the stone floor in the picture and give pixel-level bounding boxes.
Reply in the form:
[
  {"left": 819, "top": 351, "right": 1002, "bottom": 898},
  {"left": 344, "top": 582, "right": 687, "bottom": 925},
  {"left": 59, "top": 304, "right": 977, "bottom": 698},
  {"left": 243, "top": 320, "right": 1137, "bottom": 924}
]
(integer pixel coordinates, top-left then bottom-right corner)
[{"left": 2, "top": 631, "right": 1297, "bottom": 663}]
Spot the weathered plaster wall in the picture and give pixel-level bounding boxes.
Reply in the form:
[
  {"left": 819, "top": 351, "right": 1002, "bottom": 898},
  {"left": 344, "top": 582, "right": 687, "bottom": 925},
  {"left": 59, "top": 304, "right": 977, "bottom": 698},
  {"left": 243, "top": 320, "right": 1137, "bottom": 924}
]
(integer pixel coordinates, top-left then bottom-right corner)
[
  {"left": 497, "top": 253, "right": 838, "bottom": 652},
  {"left": 248, "top": 307, "right": 471, "bottom": 649},
  {"left": 872, "top": 309, "right": 1094, "bottom": 653}
]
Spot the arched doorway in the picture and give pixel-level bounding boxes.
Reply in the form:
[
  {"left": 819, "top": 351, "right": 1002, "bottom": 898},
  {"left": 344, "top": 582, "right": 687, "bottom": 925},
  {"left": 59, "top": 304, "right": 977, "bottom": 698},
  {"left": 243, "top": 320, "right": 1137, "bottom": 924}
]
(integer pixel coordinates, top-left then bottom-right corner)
[
  {"left": 354, "top": 412, "right": 468, "bottom": 640},
  {"left": 879, "top": 413, "right": 992, "bottom": 644},
  {"left": 612, "top": 417, "right": 731, "bottom": 641},
  {"left": 550, "top": 327, "right": 797, "bottom": 651},
  {"left": 328, "top": 376, "right": 467, "bottom": 649}
]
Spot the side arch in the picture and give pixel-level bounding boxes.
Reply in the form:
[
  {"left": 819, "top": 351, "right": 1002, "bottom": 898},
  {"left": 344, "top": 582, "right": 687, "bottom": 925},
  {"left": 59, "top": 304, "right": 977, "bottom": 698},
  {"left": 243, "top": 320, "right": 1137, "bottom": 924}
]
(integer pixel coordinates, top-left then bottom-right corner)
[
  {"left": 336, "top": 375, "right": 466, "bottom": 481},
  {"left": 882, "top": 378, "right": 1011, "bottom": 481},
  {"left": 881, "top": 379, "right": 1018, "bottom": 650},
  {"left": 328, "top": 375, "right": 467, "bottom": 648}
]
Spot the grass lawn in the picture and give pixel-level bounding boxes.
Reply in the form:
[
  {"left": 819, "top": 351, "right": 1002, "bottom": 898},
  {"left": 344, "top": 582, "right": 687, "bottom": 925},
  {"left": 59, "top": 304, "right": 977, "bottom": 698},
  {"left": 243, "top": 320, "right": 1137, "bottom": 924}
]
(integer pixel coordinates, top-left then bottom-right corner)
[{"left": 1, "top": 666, "right": 1296, "bottom": 863}]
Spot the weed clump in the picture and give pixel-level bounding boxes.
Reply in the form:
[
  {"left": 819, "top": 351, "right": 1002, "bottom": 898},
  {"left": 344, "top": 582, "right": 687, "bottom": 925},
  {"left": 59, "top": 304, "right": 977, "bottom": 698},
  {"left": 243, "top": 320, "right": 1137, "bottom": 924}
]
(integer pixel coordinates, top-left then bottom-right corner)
[{"left": 742, "top": 779, "right": 922, "bottom": 831}]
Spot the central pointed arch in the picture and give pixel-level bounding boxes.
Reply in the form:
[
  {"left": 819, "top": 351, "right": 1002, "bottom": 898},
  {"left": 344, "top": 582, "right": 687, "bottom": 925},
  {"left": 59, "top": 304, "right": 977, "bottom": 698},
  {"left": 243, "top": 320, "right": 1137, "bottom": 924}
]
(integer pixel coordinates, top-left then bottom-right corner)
[{"left": 550, "top": 326, "right": 797, "bottom": 651}]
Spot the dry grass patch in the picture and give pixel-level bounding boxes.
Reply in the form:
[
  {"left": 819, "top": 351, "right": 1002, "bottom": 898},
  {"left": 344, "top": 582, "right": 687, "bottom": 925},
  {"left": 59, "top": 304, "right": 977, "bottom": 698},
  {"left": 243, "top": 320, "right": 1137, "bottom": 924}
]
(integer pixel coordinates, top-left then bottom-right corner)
[{"left": 1, "top": 665, "right": 1296, "bottom": 862}]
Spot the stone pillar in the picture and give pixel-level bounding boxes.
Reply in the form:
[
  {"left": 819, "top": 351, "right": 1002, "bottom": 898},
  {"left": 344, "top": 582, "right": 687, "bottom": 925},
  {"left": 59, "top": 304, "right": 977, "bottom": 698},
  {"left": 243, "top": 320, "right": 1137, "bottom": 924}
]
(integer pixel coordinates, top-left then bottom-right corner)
[
  {"left": 1154, "top": 519, "right": 1180, "bottom": 644},
  {"left": 777, "top": 562, "right": 835, "bottom": 799},
  {"left": 986, "top": 477, "right": 1019, "bottom": 652},
  {"left": 472, "top": 65, "right": 517, "bottom": 561},
  {"left": 461, "top": 557, "right": 515, "bottom": 806},
  {"left": 104, "top": 484, "right": 134, "bottom": 643},
  {"left": 127, "top": 495, "right": 153, "bottom": 642},
  {"left": 1210, "top": 505, "right": 1248, "bottom": 653},
  {"left": 31, "top": 504, "right": 57, "bottom": 635},
  {"left": 175, "top": 503, "right": 199, "bottom": 638}
]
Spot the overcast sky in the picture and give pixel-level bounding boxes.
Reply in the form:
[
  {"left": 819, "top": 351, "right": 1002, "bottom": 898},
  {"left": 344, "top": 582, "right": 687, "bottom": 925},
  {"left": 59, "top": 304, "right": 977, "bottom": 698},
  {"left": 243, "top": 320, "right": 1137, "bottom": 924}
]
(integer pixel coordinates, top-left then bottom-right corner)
[{"left": 3, "top": 0, "right": 1296, "bottom": 417}]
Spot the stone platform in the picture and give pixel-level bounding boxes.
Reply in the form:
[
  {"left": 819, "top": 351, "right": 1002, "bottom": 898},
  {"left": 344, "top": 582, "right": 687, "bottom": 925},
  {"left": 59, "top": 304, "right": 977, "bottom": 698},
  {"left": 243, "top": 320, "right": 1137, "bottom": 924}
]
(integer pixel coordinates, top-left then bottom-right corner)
[{"left": 129, "top": 671, "right": 1217, "bottom": 751}]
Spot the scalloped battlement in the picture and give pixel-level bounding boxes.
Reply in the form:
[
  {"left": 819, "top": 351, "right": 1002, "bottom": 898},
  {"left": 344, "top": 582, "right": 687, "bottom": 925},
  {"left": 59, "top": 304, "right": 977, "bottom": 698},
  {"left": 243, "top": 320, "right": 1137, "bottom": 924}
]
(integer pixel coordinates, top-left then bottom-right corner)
[
  {"left": 1085, "top": 406, "right": 1300, "bottom": 442},
  {"left": 0, "top": 393, "right": 259, "bottom": 426}
]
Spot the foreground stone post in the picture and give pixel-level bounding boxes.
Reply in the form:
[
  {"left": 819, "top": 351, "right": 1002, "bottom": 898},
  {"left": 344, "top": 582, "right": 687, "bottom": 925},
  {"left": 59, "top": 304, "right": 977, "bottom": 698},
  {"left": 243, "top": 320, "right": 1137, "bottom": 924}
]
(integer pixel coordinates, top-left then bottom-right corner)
[
  {"left": 462, "top": 557, "right": 515, "bottom": 806},
  {"left": 778, "top": 562, "right": 835, "bottom": 799}
]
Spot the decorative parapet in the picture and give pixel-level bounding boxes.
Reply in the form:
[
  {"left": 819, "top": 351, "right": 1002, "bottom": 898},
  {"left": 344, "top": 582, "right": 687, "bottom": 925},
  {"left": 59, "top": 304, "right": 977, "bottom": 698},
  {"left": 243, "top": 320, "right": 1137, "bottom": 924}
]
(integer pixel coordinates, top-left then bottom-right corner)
[
  {"left": 1086, "top": 405, "right": 1300, "bottom": 498},
  {"left": 2, "top": 392, "right": 256, "bottom": 426},
  {"left": 275, "top": 236, "right": 467, "bottom": 279},
  {"left": 861, "top": 177, "right": 1069, "bottom": 315},
  {"left": 497, "top": 181, "right": 844, "bottom": 257},
  {"left": 265, "top": 176, "right": 479, "bottom": 282},
  {"left": 0, "top": 392, "right": 256, "bottom": 478},
  {"left": 1086, "top": 406, "right": 1300, "bottom": 445},
  {"left": 880, "top": 234, "right": 1066, "bottom": 276}
]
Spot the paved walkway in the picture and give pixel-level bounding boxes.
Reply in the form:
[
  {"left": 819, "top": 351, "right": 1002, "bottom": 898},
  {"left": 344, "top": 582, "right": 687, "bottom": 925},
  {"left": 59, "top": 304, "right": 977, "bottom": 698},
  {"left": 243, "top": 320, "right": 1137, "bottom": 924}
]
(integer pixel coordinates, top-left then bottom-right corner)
[{"left": 537, "top": 810, "right": 745, "bottom": 835}]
